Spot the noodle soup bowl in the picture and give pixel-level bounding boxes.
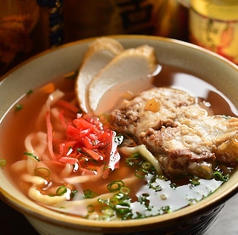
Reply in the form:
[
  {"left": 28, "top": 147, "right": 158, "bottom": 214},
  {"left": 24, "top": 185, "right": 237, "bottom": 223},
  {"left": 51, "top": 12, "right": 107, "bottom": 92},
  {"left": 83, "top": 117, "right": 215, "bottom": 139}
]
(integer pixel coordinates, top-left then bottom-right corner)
[{"left": 0, "top": 35, "right": 238, "bottom": 235}]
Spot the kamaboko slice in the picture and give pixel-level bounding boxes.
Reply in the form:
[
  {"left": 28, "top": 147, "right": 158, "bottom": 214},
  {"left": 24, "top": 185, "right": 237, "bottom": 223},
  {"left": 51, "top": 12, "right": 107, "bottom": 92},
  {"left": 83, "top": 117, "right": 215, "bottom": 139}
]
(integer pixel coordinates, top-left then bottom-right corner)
[
  {"left": 88, "top": 45, "right": 159, "bottom": 114},
  {"left": 75, "top": 37, "right": 124, "bottom": 113}
]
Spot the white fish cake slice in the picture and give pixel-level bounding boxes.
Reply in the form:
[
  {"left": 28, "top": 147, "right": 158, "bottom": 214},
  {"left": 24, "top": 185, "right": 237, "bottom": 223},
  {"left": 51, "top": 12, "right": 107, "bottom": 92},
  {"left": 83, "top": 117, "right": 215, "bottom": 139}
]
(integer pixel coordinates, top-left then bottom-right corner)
[
  {"left": 88, "top": 44, "right": 159, "bottom": 114},
  {"left": 75, "top": 37, "right": 124, "bottom": 113}
]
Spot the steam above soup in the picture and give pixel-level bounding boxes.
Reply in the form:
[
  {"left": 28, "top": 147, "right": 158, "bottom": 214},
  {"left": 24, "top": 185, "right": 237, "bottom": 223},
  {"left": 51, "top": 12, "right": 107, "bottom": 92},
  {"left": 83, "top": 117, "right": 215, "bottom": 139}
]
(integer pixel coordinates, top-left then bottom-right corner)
[{"left": 0, "top": 38, "right": 237, "bottom": 221}]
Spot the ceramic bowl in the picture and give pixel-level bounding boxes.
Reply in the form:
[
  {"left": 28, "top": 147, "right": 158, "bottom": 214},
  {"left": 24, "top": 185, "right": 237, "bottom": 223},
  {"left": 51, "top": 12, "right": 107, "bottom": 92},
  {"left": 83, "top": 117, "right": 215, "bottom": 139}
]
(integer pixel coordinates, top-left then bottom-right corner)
[{"left": 0, "top": 35, "right": 238, "bottom": 235}]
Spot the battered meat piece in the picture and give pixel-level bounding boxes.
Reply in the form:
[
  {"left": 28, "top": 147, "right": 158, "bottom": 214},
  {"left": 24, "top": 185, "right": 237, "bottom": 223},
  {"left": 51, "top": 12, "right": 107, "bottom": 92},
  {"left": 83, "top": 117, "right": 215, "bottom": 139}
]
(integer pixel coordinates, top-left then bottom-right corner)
[{"left": 110, "top": 87, "right": 238, "bottom": 179}]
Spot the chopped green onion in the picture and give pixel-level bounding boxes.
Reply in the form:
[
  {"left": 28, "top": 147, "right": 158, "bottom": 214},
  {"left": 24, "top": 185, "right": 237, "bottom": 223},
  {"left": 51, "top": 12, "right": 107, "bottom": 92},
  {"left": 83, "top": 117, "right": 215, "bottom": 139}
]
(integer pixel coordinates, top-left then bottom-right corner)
[
  {"left": 190, "top": 177, "right": 200, "bottom": 186},
  {"left": 107, "top": 180, "right": 124, "bottom": 192},
  {"left": 83, "top": 189, "right": 98, "bottom": 198},
  {"left": 26, "top": 89, "right": 33, "bottom": 95},
  {"left": 15, "top": 104, "right": 23, "bottom": 111},
  {"left": 170, "top": 182, "right": 177, "bottom": 188},
  {"left": 125, "top": 153, "right": 140, "bottom": 166},
  {"left": 115, "top": 202, "right": 131, "bottom": 214},
  {"left": 134, "top": 168, "right": 146, "bottom": 178},
  {"left": 161, "top": 206, "right": 170, "bottom": 213},
  {"left": 142, "top": 162, "right": 151, "bottom": 170},
  {"left": 138, "top": 194, "right": 150, "bottom": 208},
  {"left": 87, "top": 204, "right": 95, "bottom": 213},
  {"left": 213, "top": 171, "right": 229, "bottom": 182},
  {"left": 149, "top": 183, "right": 162, "bottom": 192},
  {"left": 0, "top": 159, "right": 6, "bottom": 168},
  {"left": 23, "top": 152, "right": 40, "bottom": 162},
  {"left": 114, "top": 192, "right": 126, "bottom": 200},
  {"left": 56, "top": 186, "right": 67, "bottom": 196},
  {"left": 120, "top": 187, "right": 130, "bottom": 195},
  {"left": 109, "top": 197, "right": 120, "bottom": 207},
  {"left": 98, "top": 198, "right": 109, "bottom": 206},
  {"left": 34, "top": 167, "right": 50, "bottom": 178}
]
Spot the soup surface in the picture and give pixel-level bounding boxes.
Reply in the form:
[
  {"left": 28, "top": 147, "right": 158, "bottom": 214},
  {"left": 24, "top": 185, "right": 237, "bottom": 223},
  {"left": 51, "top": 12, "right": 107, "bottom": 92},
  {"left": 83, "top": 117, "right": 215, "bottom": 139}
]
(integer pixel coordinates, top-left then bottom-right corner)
[{"left": 0, "top": 64, "right": 237, "bottom": 221}]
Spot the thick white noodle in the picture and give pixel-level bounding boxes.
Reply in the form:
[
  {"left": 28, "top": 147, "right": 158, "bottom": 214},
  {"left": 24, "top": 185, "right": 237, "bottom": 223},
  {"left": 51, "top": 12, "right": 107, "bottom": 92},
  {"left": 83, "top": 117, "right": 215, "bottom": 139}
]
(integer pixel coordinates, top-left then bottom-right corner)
[
  {"left": 34, "top": 132, "right": 48, "bottom": 157},
  {"left": 22, "top": 174, "right": 71, "bottom": 205},
  {"left": 61, "top": 163, "right": 74, "bottom": 178},
  {"left": 24, "top": 133, "right": 37, "bottom": 153},
  {"left": 15, "top": 89, "right": 151, "bottom": 216},
  {"left": 64, "top": 166, "right": 104, "bottom": 184},
  {"left": 45, "top": 89, "right": 64, "bottom": 110},
  {"left": 24, "top": 132, "right": 48, "bottom": 160},
  {"left": 64, "top": 175, "right": 94, "bottom": 184},
  {"left": 22, "top": 174, "right": 47, "bottom": 185},
  {"left": 28, "top": 185, "right": 71, "bottom": 205},
  {"left": 37, "top": 89, "right": 64, "bottom": 127},
  {"left": 26, "top": 155, "right": 38, "bottom": 175},
  {"left": 51, "top": 107, "right": 66, "bottom": 131}
]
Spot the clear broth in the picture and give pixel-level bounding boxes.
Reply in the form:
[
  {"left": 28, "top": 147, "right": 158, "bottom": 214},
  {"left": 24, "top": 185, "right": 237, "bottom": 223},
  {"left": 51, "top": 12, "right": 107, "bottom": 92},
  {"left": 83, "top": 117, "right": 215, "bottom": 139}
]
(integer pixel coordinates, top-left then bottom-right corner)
[{"left": 0, "top": 64, "right": 236, "bottom": 219}]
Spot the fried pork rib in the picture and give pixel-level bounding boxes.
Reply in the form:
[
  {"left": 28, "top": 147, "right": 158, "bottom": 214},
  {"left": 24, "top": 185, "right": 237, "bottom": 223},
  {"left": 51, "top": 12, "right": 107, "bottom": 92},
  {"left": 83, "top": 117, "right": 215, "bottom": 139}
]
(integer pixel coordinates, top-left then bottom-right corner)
[{"left": 110, "top": 88, "right": 238, "bottom": 179}]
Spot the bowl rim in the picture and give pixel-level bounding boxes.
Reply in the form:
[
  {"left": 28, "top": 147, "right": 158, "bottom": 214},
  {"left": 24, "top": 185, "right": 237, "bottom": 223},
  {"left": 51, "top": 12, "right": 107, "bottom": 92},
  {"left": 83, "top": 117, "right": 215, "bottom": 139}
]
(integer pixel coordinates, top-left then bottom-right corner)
[
  {"left": 1, "top": 34, "right": 237, "bottom": 82},
  {"left": 0, "top": 34, "right": 238, "bottom": 232}
]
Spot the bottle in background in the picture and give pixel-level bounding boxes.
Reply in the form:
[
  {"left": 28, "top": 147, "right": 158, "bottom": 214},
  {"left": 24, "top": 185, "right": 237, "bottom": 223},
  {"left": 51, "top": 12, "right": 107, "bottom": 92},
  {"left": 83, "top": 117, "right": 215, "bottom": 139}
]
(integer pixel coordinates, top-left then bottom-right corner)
[{"left": 189, "top": 0, "right": 238, "bottom": 65}]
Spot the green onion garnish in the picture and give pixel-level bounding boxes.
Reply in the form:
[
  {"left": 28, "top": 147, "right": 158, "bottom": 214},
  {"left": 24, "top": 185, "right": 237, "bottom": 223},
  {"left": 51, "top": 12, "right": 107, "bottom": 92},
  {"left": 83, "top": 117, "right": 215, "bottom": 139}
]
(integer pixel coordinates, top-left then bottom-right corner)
[
  {"left": 56, "top": 186, "right": 67, "bottom": 196},
  {"left": 213, "top": 171, "right": 229, "bottom": 182},
  {"left": 109, "top": 197, "right": 120, "bottom": 207},
  {"left": 119, "top": 187, "right": 130, "bottom": 195},
  {"left": 142, "top": 162, "right": 151, "bottom": 170},
  {"left": 87, "top": 204, "right": 95, "bottom": 213},
  {"left": 15, "top": 104, "right": 23, "bottom": 111},
  {"left": 23, "top": 152, "right": 40, "bottom": 162},
  {"left": 34, "top": 167, "right": 50, "bottom": 179},
  {"left": 189, "top": 177, "right": 200, "bottom": 186},
  {"left": 26, "top": 90, "right": 33, "bottom": 95},
  {"left": 115, "top": 202, "right": 131, "bottom": 214},
  {"left": 134, "top": 168, "right": 146, "bottom": 178},
  {"left": 98, "top": 198, "right": 110, "bottom": 206},
  {"left": 83, "top": 189, "right": 98, "bottom": 198},
  {"left": 0, "top": 159, "right": 6, "bottom": 168},
  {"left": 161, "top": 206, "right": 170, "bottom": 213},
  {"left": 107, "top": 180, "right": 124, "bottom": 192}
]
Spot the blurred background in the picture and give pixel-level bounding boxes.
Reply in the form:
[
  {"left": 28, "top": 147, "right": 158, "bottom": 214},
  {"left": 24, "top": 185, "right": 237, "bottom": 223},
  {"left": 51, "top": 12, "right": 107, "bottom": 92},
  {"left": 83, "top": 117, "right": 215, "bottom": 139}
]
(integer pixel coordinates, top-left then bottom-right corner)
[
  {"left": 1, "top": 0, "right": 238, "bottom": 77},
  {"left": 0, "top": 0, "right": 190, "bottom": 77}
]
